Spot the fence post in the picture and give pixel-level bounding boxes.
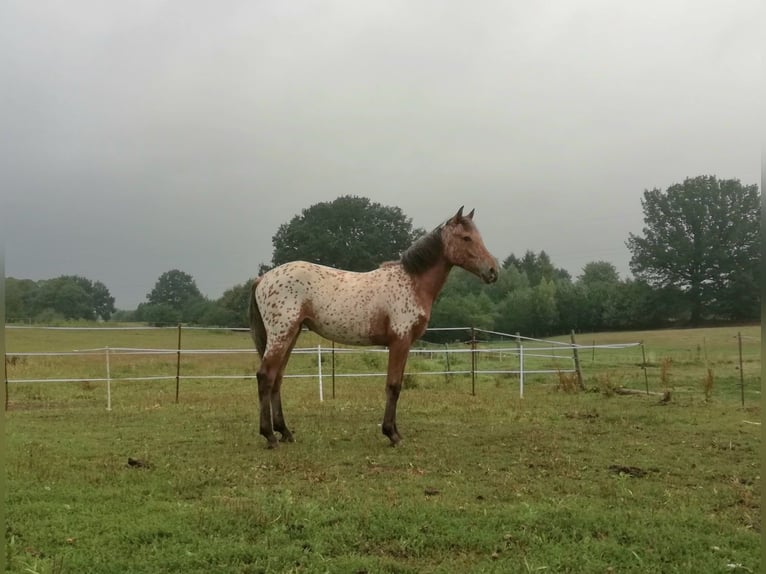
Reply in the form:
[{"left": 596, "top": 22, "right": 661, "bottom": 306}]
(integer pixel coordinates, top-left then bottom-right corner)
[
  {"left": 105, "top": 346, "right": 112, "bottom": 411},
  {"left": 519, "top": 344, "right": 524, "bottom": 399},
  {"left": 4, "top": 350, "right": 9, "bottom": 411},
  {"left": 640, "top": 341, "right": 649, "bottom": 394},
  {"left": 331, "top": 341, "right": 335, "bottom": 399},
  {"left": 570, "top": 330, "right": 585, "bottom": 391},
  {"left": 737, "top": 331, "right": 744, "bottom": 408},
  {"left": 444, "top": 343, "right": 451, "bottom": 382},
  {"left": 318, "top": 344, "right": 323, "bottom": 402},
  {"left": 175, "top": 324, "right": 182, "bottom": 403},
  {"left": 470, "top": 327, "right": 476, "bottom": 396}
]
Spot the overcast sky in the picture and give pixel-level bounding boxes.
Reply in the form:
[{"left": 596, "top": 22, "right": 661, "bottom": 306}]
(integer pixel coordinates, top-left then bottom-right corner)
[{"left": 1, "top": 1, "right": 760, "bottom": 309}]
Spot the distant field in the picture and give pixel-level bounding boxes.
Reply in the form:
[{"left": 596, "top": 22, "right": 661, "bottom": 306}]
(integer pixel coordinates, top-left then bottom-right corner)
[{"left": 4, "top": 324, "right": 761, "bottom": 573}]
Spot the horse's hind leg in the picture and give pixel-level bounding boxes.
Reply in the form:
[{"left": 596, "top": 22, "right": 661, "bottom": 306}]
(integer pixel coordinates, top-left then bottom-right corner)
[
  {"left": 271, "top": 330, "right": 300, "bottom": 443},
  {"left": 256, "top": 352, "right": 283, "bottom": 449},
  {"left": 271, "top": 373, "right": 294, "bottom": 443}
]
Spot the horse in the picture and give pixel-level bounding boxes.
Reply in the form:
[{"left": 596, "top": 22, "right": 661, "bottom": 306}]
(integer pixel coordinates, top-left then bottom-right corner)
[{"left": 249, "top": 206, "right": 498, "bottom": 448}]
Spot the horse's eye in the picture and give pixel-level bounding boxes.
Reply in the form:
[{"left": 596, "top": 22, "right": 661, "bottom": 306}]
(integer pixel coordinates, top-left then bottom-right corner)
[{"left": 462, "top": 236, "right": 472, "bottom": 242}]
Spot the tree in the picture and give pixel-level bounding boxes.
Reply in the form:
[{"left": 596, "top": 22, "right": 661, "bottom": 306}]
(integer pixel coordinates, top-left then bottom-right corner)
[
  {"left": 5, "top": 278, "right": 37, "bottom": 321},
  {"left": 136, "top": 302, "right": 181, "bottom": 326},
  {"left": 572, "top": 263, "right": 621, "bottom": 332},
  {"left": 429, "top": 291, "right": 495, "bottom": 334},
  {"left": 601, "top": 280, "right": 680, "bottom": 331},
  {"left": 216, "top": 280, "right": 254, "bottom": 327},
  {"left": 57, "top": 276, "right": 115, "bottom": 321},
  {"left": 146, "top": 270, "right": 203, "bottom": 310},
  {"left": 143, "top": 270, "right": 206, "bottom": 325},
  {"left": 528, "top": 279, "right": 559, "bottom": 336},
  {"left": 627, "top": 176, "right": 760, "bottom": 324},
  {"left": 270, "top": 196, "right": 424, "bottom": 271},
  {"left": 578, "top": 261, "right": 620, "bottom": 286},
  {"left": 495, "top": 288, "right": 534, "bottom": 335},
  {"left": 503, "top": 250, "right": 571, "bottom": 286},
  {"left": 9, "top": 275, "right": 116, "bottom": 322}
]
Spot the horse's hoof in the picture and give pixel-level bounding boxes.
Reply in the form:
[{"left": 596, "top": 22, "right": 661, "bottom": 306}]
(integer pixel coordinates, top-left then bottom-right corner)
[
  {"left": 280, "top": 433, "right": 295, "bottom": 443},
  {"left": 265, "top": 438, "right": 280, "bottom": 449}
]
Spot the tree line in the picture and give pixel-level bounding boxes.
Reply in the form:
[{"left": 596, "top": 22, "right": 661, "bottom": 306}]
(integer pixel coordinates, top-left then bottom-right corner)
[
  {"left": 5, "top": 176, "right": 760, "bottom": 335},
  {"left": 5, "top": 270, "right": 250, "bottom": 327}
]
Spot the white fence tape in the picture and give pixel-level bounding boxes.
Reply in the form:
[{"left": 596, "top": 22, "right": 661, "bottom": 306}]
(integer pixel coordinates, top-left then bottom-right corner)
[{"left": 5, "top": 326, "right": 642, "bottom": 408}]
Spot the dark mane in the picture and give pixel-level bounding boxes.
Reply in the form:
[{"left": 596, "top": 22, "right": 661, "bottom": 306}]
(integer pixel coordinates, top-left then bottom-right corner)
[{"left": 400, "top": 226, "right": 444, "bottom": 275}]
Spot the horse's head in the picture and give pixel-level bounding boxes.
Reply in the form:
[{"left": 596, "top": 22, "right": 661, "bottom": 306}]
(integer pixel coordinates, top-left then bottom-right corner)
[{"left": 441, "top": 207, "right": 498, "bottom": 284}]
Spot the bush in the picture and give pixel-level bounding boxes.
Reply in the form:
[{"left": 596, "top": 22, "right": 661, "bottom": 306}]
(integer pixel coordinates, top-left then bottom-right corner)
[{"left": 136, "top": 303, "right": 181, "bottom": 327}]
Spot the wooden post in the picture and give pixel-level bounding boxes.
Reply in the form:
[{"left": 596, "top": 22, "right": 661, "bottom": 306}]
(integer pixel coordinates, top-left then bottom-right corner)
[
  {"left": 175, "top": 324, "right": 182, "bottom": 403},
  {"left": 737, "top": 331, "right": 744, "bottom": 408},
  {"left": 640, "top": 341, "right": 649, "bottom": 395},
  {"left": 470, "top": 327, "right": 477, "bottom": 396},
  {"left": 570, "top": 330, "right": 585, "bottom": 390}
]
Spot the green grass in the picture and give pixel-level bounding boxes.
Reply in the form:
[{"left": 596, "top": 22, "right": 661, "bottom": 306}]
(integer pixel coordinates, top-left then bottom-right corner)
[{"left": 4, "top": 325, "right": 762, "bottom": 573}]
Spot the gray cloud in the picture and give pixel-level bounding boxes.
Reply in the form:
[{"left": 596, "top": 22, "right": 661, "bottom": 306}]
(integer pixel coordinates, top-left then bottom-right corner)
[{"left": 2, "top": 1, "right": 760, "bottom": 308}]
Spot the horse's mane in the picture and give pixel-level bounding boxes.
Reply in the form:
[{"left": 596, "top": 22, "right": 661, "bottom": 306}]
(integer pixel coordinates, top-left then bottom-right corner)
[{"left": 400, "top": 225, "right": 445, "bottom": 275}]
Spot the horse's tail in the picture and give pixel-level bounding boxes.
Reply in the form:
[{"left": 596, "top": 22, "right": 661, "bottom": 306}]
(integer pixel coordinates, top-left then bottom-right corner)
[{"left": 249, "top": 277, "right": 267, "bottom": 358}]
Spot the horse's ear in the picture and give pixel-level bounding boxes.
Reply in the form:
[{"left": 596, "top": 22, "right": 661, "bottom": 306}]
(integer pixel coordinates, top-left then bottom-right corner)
[
  {"left": 451, "top": 206, "right": 464, "bottom": 223},
  {"left": 467, "top": 208, "right": 475, "bottom": 220}
]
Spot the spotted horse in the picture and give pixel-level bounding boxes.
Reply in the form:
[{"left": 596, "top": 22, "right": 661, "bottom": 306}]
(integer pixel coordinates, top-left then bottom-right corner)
[{"left": 249, "top": 207, "right": 498, "bottom": 448}]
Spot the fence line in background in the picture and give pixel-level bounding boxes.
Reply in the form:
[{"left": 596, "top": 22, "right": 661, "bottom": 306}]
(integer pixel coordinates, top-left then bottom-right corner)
[{"left": 2, "top": 324, "right": 692, "bottom": 410}]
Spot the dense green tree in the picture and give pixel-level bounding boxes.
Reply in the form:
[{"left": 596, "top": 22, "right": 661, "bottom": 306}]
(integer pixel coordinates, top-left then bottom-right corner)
[
  {"left": 528, "top": 279, "right": 560, "bottom": 336},
  {"left": 494, "top": 288, "right": 533, "bottom": 336},
  {"left": 601, "top": 280, "right": 677, "bottom": 331},
  {"left": 493, "top": 280, "right": 559, "bottom": 337},
  {"left": 483, "top": 265, "right": 529, "bottom": 303},
  {"left": 270, "top": 196, "right": 424, "bottom": 271},
  {"left": 216, "top": 280, "right": 253, "bottom": 327},
  {"left": 503, "top": 250, "right": 571, "bottom": 286},
  {"left": 435, "top": 268, "right": 487, "bottom": 301},
  {"left": 199, "top": 305, "right": 241, "bottom": 327},
  {"left": 627, "top": 175, "right": 760, "bottom": 324},
  {"left": 182, "top": 298, "right": 218, "bottom": 325},
  {"left": 56, "top": 276, "right": 115, "bottom": 321},
  {"left": 555, "top": 282, "right": 589, "bottom": 332},
  {"left": 136, "top": 302, "right": 182, "bottom": 326},
  {"left": 5, "top": 278, "right": 37, "bottom": 321},
  {"left": 146, "top": 270, "right": 203, "bottom": 310},
  {"left": 50, "top": 282, "right": 94, "bottom": 320},
  {"left": 578, "top": 261, "right": 620, "bottom": 286},
  {"left": 429, "top": 291, "right": 495, "bottom": 333},
  {"left": 6, "top": 275, "right": 115, "bottom": 322}
]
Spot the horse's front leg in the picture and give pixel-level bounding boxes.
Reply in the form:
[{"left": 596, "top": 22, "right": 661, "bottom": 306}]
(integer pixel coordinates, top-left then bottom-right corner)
[{"left": 382, "top": 341, "right": 410, "bottom": 446}]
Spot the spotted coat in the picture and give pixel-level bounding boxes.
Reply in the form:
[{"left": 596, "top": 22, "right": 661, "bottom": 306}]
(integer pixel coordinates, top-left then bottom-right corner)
[{"left": 255, "top": 261, "right": 427, "bottom": 358}]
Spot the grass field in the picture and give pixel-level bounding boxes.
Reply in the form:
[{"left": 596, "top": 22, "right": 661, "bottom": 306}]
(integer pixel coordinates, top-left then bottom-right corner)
[{"left": 4, "top": 325, "right": 762, "bottom": 573}]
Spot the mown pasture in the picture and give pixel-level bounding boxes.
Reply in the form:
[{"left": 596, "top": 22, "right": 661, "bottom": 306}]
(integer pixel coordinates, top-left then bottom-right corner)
[{"left": 4, "top": 324, "right": 761, "bottom": 573}]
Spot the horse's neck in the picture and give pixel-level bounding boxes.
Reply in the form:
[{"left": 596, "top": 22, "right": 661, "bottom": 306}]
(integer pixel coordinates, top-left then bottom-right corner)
[{"left": 411, "top": 258, "right": 453, "bottom": 305}]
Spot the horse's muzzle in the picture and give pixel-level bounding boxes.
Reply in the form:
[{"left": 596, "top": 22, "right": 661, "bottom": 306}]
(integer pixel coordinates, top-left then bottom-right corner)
[{"left": 482, "top": 266, "right": 498, "bottom": 284}]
